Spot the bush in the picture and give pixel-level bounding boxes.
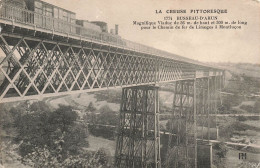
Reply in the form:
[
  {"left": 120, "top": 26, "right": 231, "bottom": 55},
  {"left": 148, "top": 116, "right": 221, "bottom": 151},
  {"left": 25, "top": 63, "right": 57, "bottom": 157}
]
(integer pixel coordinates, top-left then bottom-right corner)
[
  {"left": 212, "top": 143, "right": 228, "bottom": 167},
  {"left": 253, "top": 99, "right": 260, "bottom": 113},
  {"left": 86, "top": 102, "right": 97, "bottom": 113},
  {"left": 88, "top": 125, "right": 116, "bottom": 140},
  {"left": 240, "top": 105, "right": 253, "bottom": 113},
  {"left": 13, "top": 103, "right": 89, "bottom": 166},
  {"left": 97, "top": 111, "right": 119, "bottom": 126},
  {"left": 237, "top": 116, "right": 247, "bottom": 121},
  {"left": 223, "top": 95, "right": 242, "bottom": 108},
  {"left": 99, "top": 105, "right": 114, "bottom": 114}
]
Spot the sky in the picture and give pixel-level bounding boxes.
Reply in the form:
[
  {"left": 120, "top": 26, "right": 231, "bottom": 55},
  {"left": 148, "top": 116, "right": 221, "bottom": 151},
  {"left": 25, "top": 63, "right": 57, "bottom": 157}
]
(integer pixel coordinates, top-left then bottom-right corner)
[{"left": 43, "top": 0, "right": 260, "bottom": 64}]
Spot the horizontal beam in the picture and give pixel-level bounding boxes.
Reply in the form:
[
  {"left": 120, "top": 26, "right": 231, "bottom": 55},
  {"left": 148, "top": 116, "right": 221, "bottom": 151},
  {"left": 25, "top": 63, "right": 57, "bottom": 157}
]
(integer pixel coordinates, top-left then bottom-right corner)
[
  {"left": 0, "top": 25, "right": 224, "bottom": 102},
  {"left": 0, "top": 4, "right": 223, "bottom": 70}
]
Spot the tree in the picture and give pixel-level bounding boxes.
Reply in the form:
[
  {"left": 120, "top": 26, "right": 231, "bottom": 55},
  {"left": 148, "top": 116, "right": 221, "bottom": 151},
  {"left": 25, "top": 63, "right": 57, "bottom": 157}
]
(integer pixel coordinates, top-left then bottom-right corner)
[
  {"left": 213, "top": 143, "right": 228, "bottom": 158},
  {"left": 213, "top": 143, "right": 228, "bottom": 167},
  {"left": 95, "top": 148, "right": 112, "bottom": 166},
  {"left": 99, "top": 105, "right": 113, "bottom": 114},
  {"left": 86, "top": 102, "right": 97, "bottom": 113},
  {"left": 14, "top": 103, "right": 89, "bottom": 166},
  {"left": 253, "top": 99, "right": 260, "bottom": 113},
  {"left": 96, "top": 111, "right": 118, "bottom": 125},
  {"left": 62, "top": 148, "right": 113, "bottom": 167},
  {"left": 1, "top": 101, "right": 113, "bottom": 167}
]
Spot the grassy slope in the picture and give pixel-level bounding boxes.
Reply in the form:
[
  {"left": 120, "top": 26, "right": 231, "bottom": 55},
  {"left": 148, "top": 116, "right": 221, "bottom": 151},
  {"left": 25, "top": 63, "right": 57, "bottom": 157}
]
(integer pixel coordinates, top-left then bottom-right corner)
[
  {"left": 211, "top": 63, "right": 260, "bottom": 79},
  {"left": 86, "top": 135, "right": 116, "bottom": 156}
]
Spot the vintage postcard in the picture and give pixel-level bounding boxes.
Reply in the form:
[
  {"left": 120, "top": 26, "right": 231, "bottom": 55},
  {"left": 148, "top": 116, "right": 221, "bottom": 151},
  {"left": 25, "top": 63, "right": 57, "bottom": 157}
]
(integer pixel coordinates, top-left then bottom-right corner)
[{"left": 0, "top": 0, "right": 259, "bottom": 167}]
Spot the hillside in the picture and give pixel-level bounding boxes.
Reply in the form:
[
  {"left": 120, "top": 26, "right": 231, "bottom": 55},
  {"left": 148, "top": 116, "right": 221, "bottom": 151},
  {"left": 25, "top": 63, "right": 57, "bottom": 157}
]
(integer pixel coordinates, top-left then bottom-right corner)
[{"left": 210, "top": 62, "right": 260, "bottom": 79}]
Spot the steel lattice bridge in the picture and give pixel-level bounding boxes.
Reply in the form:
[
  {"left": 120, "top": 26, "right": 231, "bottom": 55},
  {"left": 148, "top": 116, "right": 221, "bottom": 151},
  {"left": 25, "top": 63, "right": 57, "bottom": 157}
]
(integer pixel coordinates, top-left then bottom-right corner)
[{"left": 0, "top": 3, "right": 224, "bottom": 168}]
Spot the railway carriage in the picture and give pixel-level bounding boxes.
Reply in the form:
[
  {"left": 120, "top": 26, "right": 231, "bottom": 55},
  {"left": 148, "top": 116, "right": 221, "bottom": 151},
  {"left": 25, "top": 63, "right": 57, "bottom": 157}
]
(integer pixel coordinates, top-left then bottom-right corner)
[
  {"left": 0, "top": 0, "right": 125, "bottom": 45},
  {"left": 76, "top": 20, "right": 102, "bottom": 39}
]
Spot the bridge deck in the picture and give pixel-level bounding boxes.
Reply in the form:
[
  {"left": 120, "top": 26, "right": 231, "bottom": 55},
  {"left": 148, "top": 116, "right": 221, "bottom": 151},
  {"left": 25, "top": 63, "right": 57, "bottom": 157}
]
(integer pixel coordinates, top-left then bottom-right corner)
[
  {"left": 0, "top": 2, "right": 224, "bottom": 103},
  {"left": 0, "top": 2, "right": 220, "bottom": 69}
]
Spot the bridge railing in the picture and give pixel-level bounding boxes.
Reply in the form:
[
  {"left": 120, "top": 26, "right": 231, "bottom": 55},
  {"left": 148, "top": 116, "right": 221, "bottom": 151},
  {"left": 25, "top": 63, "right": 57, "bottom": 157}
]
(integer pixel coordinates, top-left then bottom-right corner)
[
  {"left": 0, "top": 3, "right": 150, "bottom": 53},
  {"left": 0, "top": 3, "right": 218, "bottom": 71}
]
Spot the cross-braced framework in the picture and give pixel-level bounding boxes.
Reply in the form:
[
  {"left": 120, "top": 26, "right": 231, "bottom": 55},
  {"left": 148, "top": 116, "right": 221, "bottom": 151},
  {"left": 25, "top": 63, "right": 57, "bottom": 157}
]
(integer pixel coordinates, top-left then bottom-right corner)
[
  {"left": 196, "top": 76, "right": 223, "bottom": 141},
  {"left": 215, "top": 75, "right": 224, "bottom": 107},
  {"left": 207, "top": 76, "right": 220, "bottom": 140},
  {"left": 115, "top": 86, "right": 161, "bottom": 168},
  {"left": 196, "top": 78, "right": 210, "bottom": 140},
  {"left": 165, "top": 80, "right": 197, "bottom": 168},
  {"left": 0, "top": 33, "right": 208, "bottom": 102}
]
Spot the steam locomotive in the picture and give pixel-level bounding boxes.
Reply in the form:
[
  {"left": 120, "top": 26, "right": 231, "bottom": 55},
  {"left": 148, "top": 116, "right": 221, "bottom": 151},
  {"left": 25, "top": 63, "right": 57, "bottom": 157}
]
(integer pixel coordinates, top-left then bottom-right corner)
[{"left": 1, "top": 0, "right": 125, "bottom": 45}]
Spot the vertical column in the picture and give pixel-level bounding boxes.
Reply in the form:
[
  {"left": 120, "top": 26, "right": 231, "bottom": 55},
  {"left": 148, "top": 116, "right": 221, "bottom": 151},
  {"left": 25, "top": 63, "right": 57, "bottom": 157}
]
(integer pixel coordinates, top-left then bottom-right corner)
[
  {"left": 166, "top": 79, "right": 197, "bottom": 168},
  {"left": 196, "top": 77, "right": 220, "bottom": 141},
  {"left": 194, "top": 80, "right": 197, "bottom": 168},
  {"left": 196, "top": 77, "right": 214, "bottom": 167},
  {"left": 115, "top": 85, "right": 161, "bottom": 168},
  {"left": 207, "top": 77, "right": 211, "bottom": 141},
  {"left": 221, "top": 70, "right": 225, "bottom": 89},
  {"left": 217, "top": 75, "right": 223, "bottom": 107},
  {"left": 196, "top": 78, "right": 208, "bottom": 140},
  {"left": 204, "top": 76, "right": 220, "bottom": 141}
]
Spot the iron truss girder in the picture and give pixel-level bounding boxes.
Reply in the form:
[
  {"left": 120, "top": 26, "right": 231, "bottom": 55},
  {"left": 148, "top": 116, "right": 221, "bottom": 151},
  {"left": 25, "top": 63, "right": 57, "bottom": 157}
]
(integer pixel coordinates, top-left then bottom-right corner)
[{"left": 0, "top": 33, "right": 224, "bottom": 103}]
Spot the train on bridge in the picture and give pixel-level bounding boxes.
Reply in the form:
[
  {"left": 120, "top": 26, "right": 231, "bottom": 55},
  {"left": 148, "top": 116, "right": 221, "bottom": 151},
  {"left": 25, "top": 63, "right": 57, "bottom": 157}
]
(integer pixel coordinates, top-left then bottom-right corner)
[
  {"left": 0, "top": 0, "right": 224, "bottom": 102},
  {"left": 1, "top": 0, "right": 125, "bottom": 45},
  {"left": 0, "top": 0, "right": 211, "bottom": 64}
]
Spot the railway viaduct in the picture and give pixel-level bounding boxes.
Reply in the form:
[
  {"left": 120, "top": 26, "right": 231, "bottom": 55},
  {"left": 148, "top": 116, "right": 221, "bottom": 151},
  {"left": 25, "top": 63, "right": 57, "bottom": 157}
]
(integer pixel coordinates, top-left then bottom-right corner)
[{"left": 0, "top": 3, "right": 224, "bottom": 168}]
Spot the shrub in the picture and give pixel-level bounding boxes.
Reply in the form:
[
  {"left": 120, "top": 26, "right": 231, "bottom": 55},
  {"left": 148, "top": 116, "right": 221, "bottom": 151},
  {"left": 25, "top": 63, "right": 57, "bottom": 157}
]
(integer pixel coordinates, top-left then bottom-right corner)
[
  {"left": 13, "top": 103, "right": 89, "bottom": 166},
  {"left": 237, "top": 116, "right": 247, "bottom": 121}
]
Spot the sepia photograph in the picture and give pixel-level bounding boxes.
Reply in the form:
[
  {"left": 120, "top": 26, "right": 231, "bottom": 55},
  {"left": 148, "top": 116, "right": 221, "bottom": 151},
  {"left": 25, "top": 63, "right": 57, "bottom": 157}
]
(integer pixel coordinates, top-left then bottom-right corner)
[{"left": 0, "top": 0, "right": 259, "bottom": 167}]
